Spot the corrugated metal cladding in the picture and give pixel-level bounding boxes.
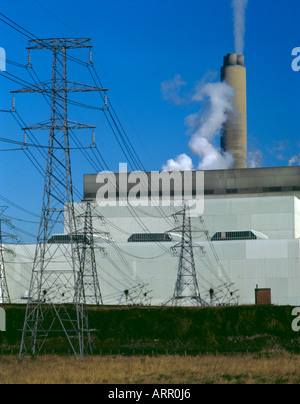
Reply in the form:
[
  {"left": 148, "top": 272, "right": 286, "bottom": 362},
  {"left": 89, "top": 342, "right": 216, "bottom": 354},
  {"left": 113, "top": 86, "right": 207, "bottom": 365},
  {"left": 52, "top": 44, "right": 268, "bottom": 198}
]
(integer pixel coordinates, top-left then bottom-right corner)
[{"left": 5, "top": 176, "right": 300, "bottom": 306}]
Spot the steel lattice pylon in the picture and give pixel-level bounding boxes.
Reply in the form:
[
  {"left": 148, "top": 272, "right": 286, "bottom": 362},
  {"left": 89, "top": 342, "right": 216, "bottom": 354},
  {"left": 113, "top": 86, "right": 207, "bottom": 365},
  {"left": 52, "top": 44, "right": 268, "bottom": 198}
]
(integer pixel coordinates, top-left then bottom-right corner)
[
  {"left": 15, "top": 38, "right": 107, "bottom": 360},
  {"left": 168, "top": 203, "right": 208, "bottom": 307},
  {"left": 164, "top": 202, "right": 239, "bottom": 307},
  {"left": 78, "top": 202, "right": 103, "bottom": 305},
  {"left": 0, "top": 208, "right": 11, "bottom": 304}
]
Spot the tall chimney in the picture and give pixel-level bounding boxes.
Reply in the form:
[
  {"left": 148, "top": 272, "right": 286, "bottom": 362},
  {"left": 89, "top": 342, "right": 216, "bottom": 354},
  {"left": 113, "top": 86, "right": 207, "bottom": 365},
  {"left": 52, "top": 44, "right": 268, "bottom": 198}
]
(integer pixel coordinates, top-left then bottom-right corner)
[{"left": 221, "top": 53, "right": 247, "bottom": 169}]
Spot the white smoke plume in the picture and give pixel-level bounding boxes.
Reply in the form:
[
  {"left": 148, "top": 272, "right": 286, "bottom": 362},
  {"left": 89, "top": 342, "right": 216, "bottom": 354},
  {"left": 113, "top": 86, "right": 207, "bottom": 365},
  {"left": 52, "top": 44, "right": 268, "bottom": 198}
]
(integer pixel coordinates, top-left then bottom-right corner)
[
  {"left": 289, "top": 154, "right": 300, "bottom": 166},
  {"left": 191, "top": 138, "right": 234, "bottom": 170},
  {"left": 231, "top": 0, "right": 248, "bottom": 54},
  {"left": 162, "top": 1, "right": 249, "bottom": 172},
  {"left": 162, "top": 80, "right": 235, "bottom": 171},
  {"left": 189, "top": 81, "right": 235, "bottom": 143},
  {"left": 160, "top": 74, "right": 187, "bottom": 106},
  {"left": 247, "top": 149, "right": 263, "bottom": 168},
  {"left": 162, "top": 153, "right": 194, "bottom": 171}
]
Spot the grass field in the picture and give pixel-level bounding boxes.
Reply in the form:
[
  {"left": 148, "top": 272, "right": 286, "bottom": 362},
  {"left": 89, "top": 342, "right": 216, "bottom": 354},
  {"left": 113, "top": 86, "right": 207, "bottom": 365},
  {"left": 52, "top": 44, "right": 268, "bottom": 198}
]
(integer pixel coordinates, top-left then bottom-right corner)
[
  {"left": 1, "top": 351, "right": 300, "bottom": 384},
  {"left": 1, "top": 305, "right": 300, "bottom": 384}
]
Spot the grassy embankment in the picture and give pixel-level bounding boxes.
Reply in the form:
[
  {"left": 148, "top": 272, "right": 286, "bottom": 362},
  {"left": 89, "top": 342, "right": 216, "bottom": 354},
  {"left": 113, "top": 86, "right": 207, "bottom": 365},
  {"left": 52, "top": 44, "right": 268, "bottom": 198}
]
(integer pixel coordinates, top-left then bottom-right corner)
[{"left": 0, "top": 304, "right": 299, "bottom": 354}]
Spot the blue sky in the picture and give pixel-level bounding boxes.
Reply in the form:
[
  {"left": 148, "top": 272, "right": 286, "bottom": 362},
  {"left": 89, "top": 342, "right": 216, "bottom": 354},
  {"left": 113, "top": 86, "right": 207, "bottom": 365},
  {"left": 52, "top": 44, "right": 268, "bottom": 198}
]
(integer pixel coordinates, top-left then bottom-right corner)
[{"left": 0, "top": 0, "right": 300, "bottom": 242}]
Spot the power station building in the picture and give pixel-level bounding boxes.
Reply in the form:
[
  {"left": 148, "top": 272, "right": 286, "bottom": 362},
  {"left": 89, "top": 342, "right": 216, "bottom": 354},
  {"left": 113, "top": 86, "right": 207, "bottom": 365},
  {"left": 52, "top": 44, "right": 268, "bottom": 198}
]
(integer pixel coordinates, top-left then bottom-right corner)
[
  {"left": 3, "top": 53, "right": 300, "bottom": 306},
  {"left": 4, "top": 165, "right": 300, "bottom": 306}
]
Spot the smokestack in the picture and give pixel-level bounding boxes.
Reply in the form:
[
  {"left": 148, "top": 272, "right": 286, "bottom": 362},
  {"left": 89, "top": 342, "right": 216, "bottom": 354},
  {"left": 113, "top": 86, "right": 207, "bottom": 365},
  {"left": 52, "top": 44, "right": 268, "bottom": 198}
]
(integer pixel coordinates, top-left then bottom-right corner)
[{"left": 221, "top": 53, "right": 247, "bottom": 169}]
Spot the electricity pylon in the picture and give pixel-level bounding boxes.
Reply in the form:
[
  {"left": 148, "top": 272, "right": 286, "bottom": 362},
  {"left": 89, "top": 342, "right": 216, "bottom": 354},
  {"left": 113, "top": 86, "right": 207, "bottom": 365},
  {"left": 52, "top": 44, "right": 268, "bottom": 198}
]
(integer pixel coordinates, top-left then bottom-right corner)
[
  {"left": 78, "top": 202, "right": 103, "bottom": 305},
  {"left": 0, "top": 207, "right": 14, "bottom": 304},
  {"left": 165, "top": 203, "right": 239, "bottom": 307},
  {"left": 167, "top": 202, "right": 208, "bottom": 307},
  {"left": 14, "top": 38, "right": 108, "bottom": 360}
]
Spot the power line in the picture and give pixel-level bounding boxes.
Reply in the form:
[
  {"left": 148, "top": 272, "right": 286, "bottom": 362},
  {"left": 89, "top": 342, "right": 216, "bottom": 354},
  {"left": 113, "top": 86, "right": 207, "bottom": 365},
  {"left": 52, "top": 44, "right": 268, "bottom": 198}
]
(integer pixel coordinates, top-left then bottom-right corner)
[
  {"left": 0, "top": 148, "right": 23, "bottom": 152},
  {"left": 8, "top": 110, "right": 83, "bottom": 201},
  {"left": 0, "top": 13, "right": 90, "bottom": 67},
  {"left": 0, "top": 194, "right": 40, "bottom": 218},
  {"left": 25, "top": 65, "right": 109, "bottom": 172},
  {"left": 0, "top": 14, "right": 177, "bottom": 261},
  {"left": 0, "top": 135, "right": 94, "bottom": 150},
  {"left": 0, "top": 13, "right": 149, "bottom": 176},
  {"left": 0, "top": 11, "right": 149, "bottom": 176}
]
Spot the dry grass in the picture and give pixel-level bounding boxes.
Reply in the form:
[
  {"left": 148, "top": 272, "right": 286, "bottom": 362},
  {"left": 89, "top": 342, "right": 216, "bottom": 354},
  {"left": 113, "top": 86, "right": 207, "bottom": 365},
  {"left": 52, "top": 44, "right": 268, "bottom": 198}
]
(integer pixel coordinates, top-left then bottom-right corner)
[{"left": 1, "top": 351, "right": 300, "bottom": 384}]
